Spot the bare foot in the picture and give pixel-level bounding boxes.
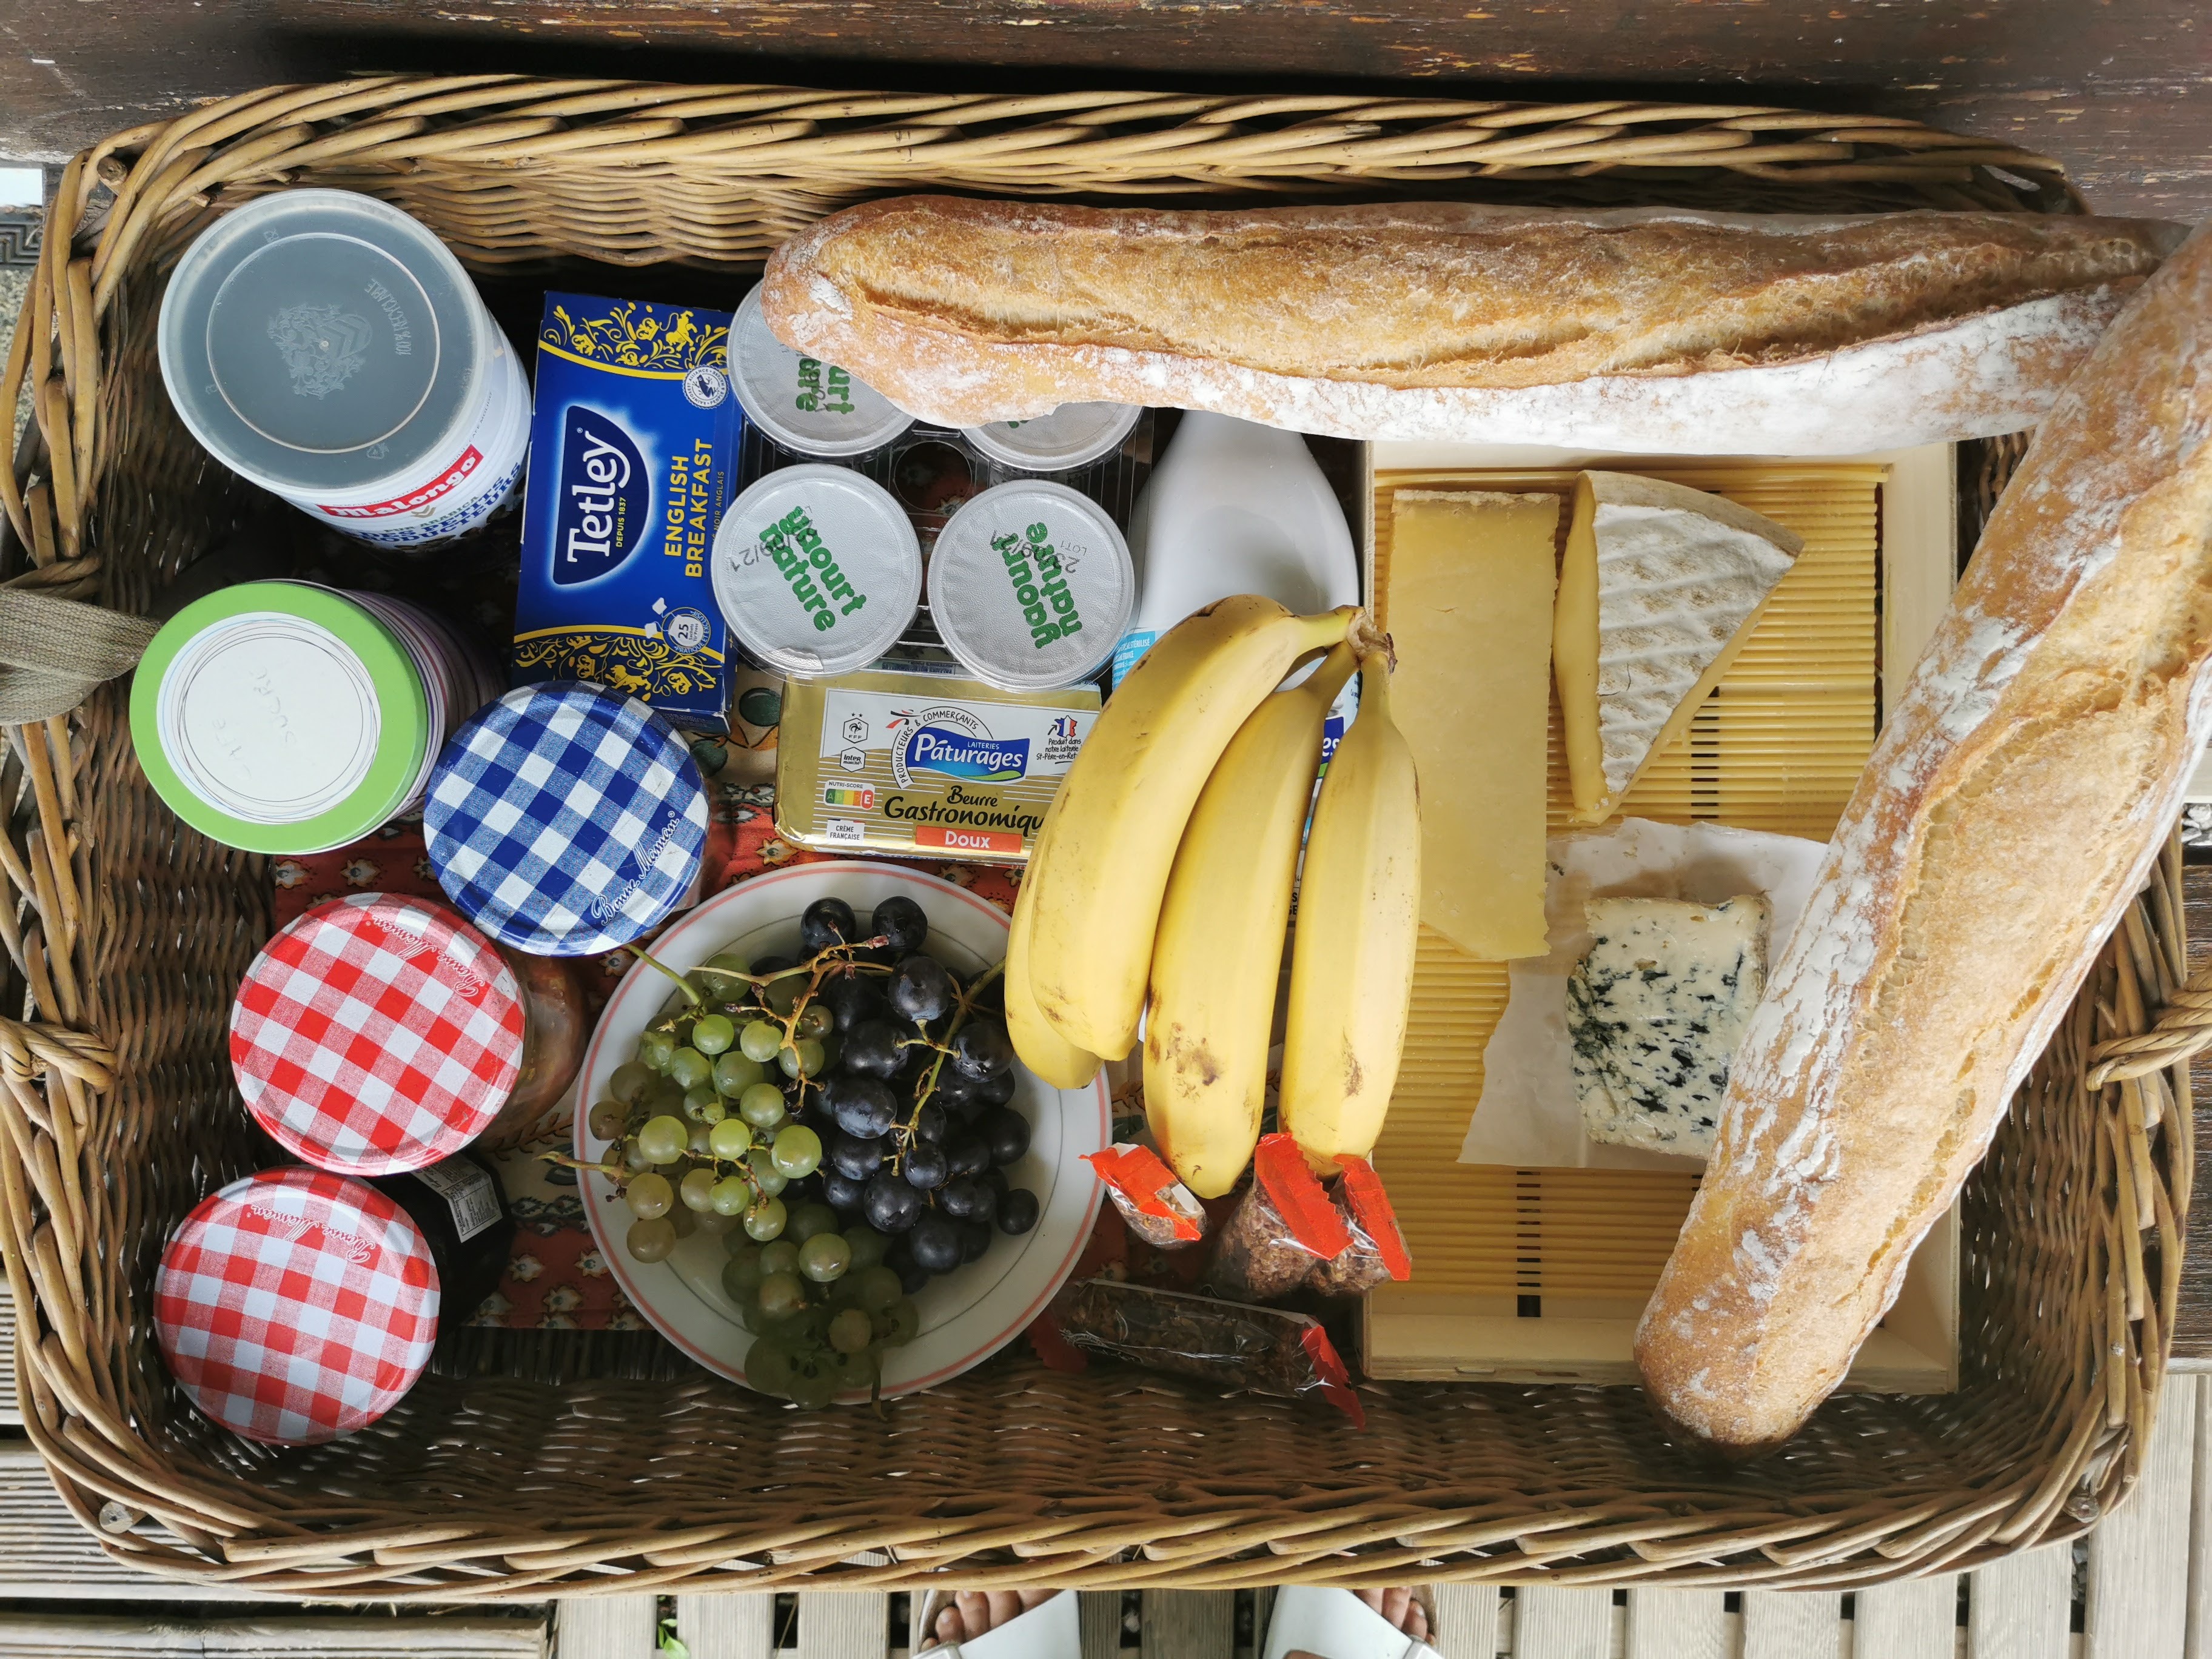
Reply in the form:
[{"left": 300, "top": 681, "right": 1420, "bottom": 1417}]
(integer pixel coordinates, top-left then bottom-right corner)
[
  {"left": 922, "top": 1588, "right": 1061, "bottom": 1651},
  {"left": 1285, "top": 1586, "right": 1430, "bottom": 1658}
]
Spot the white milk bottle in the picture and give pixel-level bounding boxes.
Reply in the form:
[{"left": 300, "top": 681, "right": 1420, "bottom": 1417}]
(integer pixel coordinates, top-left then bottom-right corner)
[{"left": 1113, "top": 412, "right": 1361, "bottom": 755}]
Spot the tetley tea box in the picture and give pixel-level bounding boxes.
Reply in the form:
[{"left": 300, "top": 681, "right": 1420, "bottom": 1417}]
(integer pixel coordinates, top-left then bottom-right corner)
[{"left": 513, "top": 293, "right": 746, "bottom": 731}]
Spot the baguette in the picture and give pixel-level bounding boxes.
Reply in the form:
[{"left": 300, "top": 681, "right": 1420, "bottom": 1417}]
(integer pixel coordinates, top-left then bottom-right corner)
[
  {"left": 1635, "top": 223, "right": 2212, "bottom": 1457},
  {"left": 760, "top": 198, "right": 2184, "bottom": 454}
]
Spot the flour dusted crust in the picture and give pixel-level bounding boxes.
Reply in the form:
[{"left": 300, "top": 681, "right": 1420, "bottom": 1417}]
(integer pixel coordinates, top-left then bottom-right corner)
[
  {"left": 761, "top": 198, "right": 2184, "bottom": 454},
  {"left": 1635, "top": 223, "right": 2212, "bottom": 1456}
]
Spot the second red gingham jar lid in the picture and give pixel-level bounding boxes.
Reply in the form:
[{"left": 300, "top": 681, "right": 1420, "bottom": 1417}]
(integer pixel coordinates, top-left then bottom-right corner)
[
  {"left": 155, "top": 1166, "right": 441, "bottom": 1445},
  {"left": 230, "top": 893, "right": 525, "bottom": 1176}
]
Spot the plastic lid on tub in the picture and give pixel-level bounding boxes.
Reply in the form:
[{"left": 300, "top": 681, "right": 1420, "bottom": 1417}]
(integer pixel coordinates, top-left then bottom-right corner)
[
  {"left": 231, "top": 894, "right": 526, "bottom": 1177},
  {"left": 129, "top": 581, "right": 431, "bottom": 856},
  {"left": 927, "top": 481, "right": 1134, "bottom": 690},
  {"left": 158, "top": 188, "right": 497, "bottom": 495},
  {"left": 155, "top": 1166, "right": 440, "bottom": 1446},
  {"left": 729, "top": 287, "right": 913, "bottom": 459},
  {"left": 963, "top": 403, "right": 1142, "bottom": 474},
  {"left": 712, "top": 464, "right": 922, "bottom": 678},
  {"left": 423, "top": 684, "right": 709, "bottom": 957}
]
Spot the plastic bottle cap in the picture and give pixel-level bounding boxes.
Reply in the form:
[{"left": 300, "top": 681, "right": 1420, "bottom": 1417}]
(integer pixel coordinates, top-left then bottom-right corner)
[
  {"left": 231, "top": 894, "right": 526, "bottom": 1176},
  {"left": 962, "top": 403, "right": 1141, "bottom": 474},
  {"left": 926, "top": 481, "right": 1133, "bottom": 690},
  {"left": 728, "top": 287, "right": 913, "bottom": 459},
  {"left": 155, "top": 1167, "right": 440, "bottom": 1446},
  {"left": 130, "top": 581, "right": 429, "bottom": 856},
  {"left": 423, "top": 684, "right": 710, "bottom": 956},
  {"left": 712, "top": 464, "right": 921, "bottom": 678},
  {"left": 157, "top": 189, "right": 498, "bottom": 497}
]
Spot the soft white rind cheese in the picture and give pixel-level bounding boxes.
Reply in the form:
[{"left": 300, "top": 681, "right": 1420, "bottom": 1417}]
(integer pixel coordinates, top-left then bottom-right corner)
[
  {"left": 1592, "top": 498, "right": 1800, "bottom": 796},
  {"left": 1569, "top": 894, "right": 1771, "bottom": 1156}
]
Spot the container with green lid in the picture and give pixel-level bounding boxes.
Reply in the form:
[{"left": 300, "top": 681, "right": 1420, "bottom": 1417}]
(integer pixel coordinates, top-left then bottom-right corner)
[{"left": 131, "top": 581, "right": 498, "bottom": 855}]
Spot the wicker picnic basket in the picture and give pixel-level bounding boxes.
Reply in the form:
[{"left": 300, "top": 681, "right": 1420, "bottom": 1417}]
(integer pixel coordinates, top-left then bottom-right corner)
[{"left": 0, "top": 73, "right": 2199, "bottom": 1598}]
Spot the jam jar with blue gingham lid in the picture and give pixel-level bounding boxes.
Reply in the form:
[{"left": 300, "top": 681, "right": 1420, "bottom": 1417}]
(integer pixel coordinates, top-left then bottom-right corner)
[{"left": 422, "top": 683, "right": 710, "bottom": 957}]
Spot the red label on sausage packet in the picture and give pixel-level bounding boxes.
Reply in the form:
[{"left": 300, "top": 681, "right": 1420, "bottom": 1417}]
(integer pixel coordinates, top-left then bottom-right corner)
[
  {"left": 1084, "top": 1145, "right": 1204, "bottom": 1242},
  {"left": 1299, "top": 1326, "right": 1366, "bottom": 1429},
  {"left": 1254, "top": 1133, "right": 1352, "bottom": 1261},
  {"left": 1336, "top": 1156, "right": 1413, "bottom": 1282}
]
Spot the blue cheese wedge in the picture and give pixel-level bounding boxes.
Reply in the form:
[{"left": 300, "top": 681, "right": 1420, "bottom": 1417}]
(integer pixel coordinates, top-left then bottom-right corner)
[{"left": 1567, "top": 894, "right": 1770, "bottom": 1157}]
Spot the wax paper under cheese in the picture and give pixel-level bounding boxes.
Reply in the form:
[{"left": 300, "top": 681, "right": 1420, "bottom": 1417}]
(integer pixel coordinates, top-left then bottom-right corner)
[{"left": 1370, "top": 463, "right": 1882, "bottom": 1301}]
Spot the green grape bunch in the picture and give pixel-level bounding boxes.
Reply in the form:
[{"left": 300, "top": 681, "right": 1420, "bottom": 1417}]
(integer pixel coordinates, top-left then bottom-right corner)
[{"left": 559, "top": 893, "right": 1042, "bottom": 1409}]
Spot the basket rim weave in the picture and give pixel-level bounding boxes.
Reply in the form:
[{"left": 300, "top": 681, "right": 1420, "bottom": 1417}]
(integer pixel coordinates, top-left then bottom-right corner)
[{"left": 0, "top": 73, "right": 2185, "bottom": 1601}]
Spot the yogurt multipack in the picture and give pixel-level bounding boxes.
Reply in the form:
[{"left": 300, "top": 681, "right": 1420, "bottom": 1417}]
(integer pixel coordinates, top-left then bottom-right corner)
[{"left": 512, "top": 292, "right": 746, "bottom": 731}]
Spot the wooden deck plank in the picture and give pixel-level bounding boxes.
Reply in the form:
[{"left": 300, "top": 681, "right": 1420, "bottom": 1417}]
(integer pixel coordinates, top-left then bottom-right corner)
[
  {"left": 2086, "top": 1372, "right": 2195, "bottom": 1658},
  {"left": 1140, "top": 1591, "right": 1233, "bottom": 1659},
  {"left": 674, "top": 1594, "right": 775, "bottom": 1659},
  {"left": 797, "top": 1592, "right": 886, "bottom": 1659},
  {"left": 554, "top": 1595, "right": 658, "bottom": 1659},
  {"left": 1857, "top": 1574, "right": 1957, "bottom": 1659},
  {"left": 1623, "top": 1589, "right": 1727, "bottom": 1659},
  {"left": 1967, "top": 1542, "right": 2074, "bottom": 1659},
  {"left": 1079, "top": 1591, "right": 1122, "bottom": 1659},
  {"left": 2194, "top": 1376, "right": 2212, "bottom": 1659},
  {"left": 1429, "top": 1586, "right": 1500, "bottom": 1659},
  {"left": 0, "top": 1614, "right": 549, "bottom": 1657},
  {"left": 1740, "top": 1592, "right": 1840, "bottom": 1659},
  {"left": 0, "top": 1444, "right": 282, "bottom": 1601},
  {"left": 1512, "top": 1586, "right": 1610, "bottom": 1659}
]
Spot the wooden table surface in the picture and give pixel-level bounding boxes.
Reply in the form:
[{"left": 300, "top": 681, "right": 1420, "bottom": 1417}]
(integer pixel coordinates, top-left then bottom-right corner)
[{"left": 1, "top": 0, "right": 2207, "bottom": 221}]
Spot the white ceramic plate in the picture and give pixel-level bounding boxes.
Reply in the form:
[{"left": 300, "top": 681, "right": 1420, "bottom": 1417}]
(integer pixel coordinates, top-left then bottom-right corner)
[{"left": 573, "top": 861, "right": 1108, "bottom": 1399}]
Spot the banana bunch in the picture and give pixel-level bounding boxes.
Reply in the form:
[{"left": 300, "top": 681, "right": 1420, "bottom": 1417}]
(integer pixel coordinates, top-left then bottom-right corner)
[{"left": 1013, "top": 594, "right": 1422, "bottom": 1197}]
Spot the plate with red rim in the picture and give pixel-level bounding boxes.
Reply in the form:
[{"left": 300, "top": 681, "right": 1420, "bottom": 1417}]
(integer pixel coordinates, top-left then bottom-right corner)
[{"left": 572, "top": 860, "right": 1108, "bottom": 1399}]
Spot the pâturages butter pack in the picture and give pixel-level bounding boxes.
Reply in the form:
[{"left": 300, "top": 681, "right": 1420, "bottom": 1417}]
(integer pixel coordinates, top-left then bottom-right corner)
[{"left": 512, "top": 293, "right": 746, "bottom": 731}]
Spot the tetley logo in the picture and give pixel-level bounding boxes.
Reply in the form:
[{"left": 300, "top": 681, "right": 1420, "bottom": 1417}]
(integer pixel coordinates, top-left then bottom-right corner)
[
  {"left": 888, "top": 706, "right": 1028, "bottom": 787},
  {"left": 554, "top": 407, "right": 648, "bottom": 585}
]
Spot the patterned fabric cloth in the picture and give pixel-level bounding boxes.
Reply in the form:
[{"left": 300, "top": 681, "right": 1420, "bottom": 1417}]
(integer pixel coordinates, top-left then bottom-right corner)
[
  {"left": 271, "top": 668, "right": 1023, "bottom": 1333},
  {"left": 424, "top": 684, "right": 709, "bottom": 956},
  {"left": 230, "top": 894, "right": 525, "bottom": 1176},
  {"left": 155, "top": 1168, "right": 440, "bottom": 1444}
]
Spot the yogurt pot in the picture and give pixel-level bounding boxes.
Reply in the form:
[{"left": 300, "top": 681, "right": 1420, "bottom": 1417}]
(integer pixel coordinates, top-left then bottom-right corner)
[
  {"left": 158, "top": 189, "right": 529, "bottom": 548},
  {"left": 712, "top": 464, "right": 922, "bottom": 678},
  {"left": 728, "top": 286, "right": 913, "bottom": 459},
  {"left": 423, "top": 683, "right": 710, "bottom": 958},
  {"left": 230, "top": 893, "right": 534, "bottom": 1176},
  {"left": 962, "top": 403, "right": 1141, "bottom": 475},
  {"left": 130, "top": 580, "right": 501, "bottom": 856},
  {"left": 926, "top": 480, "right": 1134, "bottom": 691},
  {"left": 155, "top": 1167, "right": 440, "bottom": 1445}
]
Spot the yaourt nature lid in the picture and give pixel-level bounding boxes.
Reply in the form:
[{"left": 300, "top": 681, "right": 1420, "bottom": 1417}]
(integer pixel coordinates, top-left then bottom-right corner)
[
  {"left": 927, "top": 480, "right": 1133, "bottom": 691},
  {"left": 728, "top": 287, "right": 913, "bottom": 459},
  {"left": 711, "top": 464, "right": 922, "bottom": 679},
  {"left": 962, "top": 402, "right": 1141, "bottom": 474}
]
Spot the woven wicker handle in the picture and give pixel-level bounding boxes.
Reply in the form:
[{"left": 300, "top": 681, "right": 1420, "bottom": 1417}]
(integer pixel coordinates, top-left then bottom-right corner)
[
  {"left": 0, "top": 586, "right": 155, "bottom": 725},
  {"left": 2089, "top": 961, "right": 2212, "bottom": 1087}
]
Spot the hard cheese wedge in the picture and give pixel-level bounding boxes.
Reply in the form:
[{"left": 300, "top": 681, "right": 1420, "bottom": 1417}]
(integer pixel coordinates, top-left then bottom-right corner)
[
  {"left": 1387, "top": 489, "right": 1558, "bottom": 960},
  {"left": 1554, "top": 472, "right": 1803, "bottom": 823}
]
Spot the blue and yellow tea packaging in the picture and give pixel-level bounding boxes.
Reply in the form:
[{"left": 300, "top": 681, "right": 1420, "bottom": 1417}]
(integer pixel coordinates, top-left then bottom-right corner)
[{"left": 512, "top": 293, "right": 745, "bottom": 731}]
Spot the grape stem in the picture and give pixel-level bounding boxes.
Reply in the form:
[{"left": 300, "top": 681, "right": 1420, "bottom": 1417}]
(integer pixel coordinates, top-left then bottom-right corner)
[{"left": 890, "top": 960, "right": 1005, "bottom": 1174}]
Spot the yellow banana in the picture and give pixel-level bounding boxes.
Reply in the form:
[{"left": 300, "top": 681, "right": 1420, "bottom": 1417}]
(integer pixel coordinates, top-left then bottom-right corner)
[
  {"left": 1004, "top": 798, "right": 1101, "bottom": 1091},
  {"left": 1025, "top": 595, "right": 1357, "bottom": 1059},
  {"left": 1145, "top": 642, "right": 1361, "bottom": 1199},
  {"left": 1278, "top": 650, "right": 1421, "bottom": 1170}
]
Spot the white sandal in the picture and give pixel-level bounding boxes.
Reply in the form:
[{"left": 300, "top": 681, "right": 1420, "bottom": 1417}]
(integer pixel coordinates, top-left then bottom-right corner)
[
  {"left": 1261, "top": 1585, "right": 1442, "bottom": 1659},
  {"left": 913, "top": 1588, "right": 1081, "bottom": 1658}
]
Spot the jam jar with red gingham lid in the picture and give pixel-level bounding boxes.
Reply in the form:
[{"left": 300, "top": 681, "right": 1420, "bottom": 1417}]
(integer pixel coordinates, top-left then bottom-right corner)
[
  {"left": 230, "top": 893, "right": 532, "bottom": 1176},
  {"left": 155, "top": 1167, "right": 440, "bottom": 1445}
]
